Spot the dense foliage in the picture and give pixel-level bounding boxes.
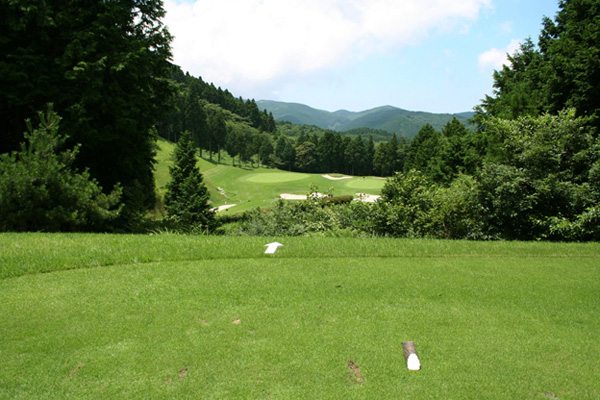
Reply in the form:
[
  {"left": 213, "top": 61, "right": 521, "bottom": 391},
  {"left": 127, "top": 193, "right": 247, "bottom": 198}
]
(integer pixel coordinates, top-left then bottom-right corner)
[
  {"left": 477, "top": 0, "right": 600, "bottom": 129},
  {"left": 1, "top": 0, "right": 173, "bottom": 217},
  {"left": 227, "top": 109, "right": 599, "bottom": 241},
  {"left": 157, "top": 68, "right": 276, "bottom": 143},
  {"left": 0, "top": 109, "right": 122, "bottom": 232}
]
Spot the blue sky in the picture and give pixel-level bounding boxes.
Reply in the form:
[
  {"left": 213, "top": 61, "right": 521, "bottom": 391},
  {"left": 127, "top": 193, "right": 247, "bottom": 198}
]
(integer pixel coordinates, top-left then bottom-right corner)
[{"left": 164, "top": 0, "right": 560, "bottom": 114}]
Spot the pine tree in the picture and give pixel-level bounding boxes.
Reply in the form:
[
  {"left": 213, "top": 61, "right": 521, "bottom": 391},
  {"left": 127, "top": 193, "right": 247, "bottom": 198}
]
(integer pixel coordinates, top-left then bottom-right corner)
[
  {"left": 0, "top": 0, "right": 174, "bottom": 217},
  {"left": 373, "top": 134, "right": 400, "bottom": 176},
  {"left": 0, "top": 108, "right": 122, "bottom": 232},
  {"left": 365, "top": 136, "right": 375, "bottom": 175},
  {"left": 164, "top": 131, "right": 215, "bottom": 231},
  {"left": 476, "top": 0, "right": 600, "bottom": 129}
]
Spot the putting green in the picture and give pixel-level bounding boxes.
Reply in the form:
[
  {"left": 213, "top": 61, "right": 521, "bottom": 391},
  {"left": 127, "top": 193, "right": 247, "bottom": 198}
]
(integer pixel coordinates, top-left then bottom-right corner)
[
  {"left": 342, "top": 178, "right": 387, "bottom": 190},
  {"left": 244, "top": 172, "right": 311, "bottom": 183}
]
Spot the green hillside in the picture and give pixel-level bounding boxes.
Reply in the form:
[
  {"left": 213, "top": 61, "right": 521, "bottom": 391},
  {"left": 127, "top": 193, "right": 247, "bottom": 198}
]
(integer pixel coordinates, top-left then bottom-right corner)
[
  {"left": 155, "top": 138, "right": 385, "bottom": 214},
  {"left": 258, "top": 100, "right": 474, "bottom": 138}
]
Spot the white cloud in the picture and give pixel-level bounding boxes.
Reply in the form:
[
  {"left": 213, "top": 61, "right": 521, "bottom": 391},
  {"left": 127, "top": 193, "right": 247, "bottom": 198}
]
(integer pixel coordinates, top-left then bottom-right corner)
[
  {"left": 164, "top": 0, "right": 492, "bottom": 94},
  {"left": 478, "top": 38, "right": 521, "bottom": 72}
]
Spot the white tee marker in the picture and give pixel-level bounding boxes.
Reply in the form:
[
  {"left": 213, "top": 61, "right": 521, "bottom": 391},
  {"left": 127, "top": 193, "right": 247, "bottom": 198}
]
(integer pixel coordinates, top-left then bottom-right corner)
[
  {"left": 264, "top": 242, "right": 283, "bottom": 254},
  {"left": 402, "top": 341, "right": 421, "bottom": 371}
]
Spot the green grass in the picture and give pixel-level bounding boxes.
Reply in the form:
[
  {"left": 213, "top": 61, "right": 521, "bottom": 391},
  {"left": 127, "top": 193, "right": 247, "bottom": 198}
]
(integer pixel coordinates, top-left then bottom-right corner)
[
  {"left": 244, "top": 171, "right": 312, "bottom": 183},
  {"left": 1, "top": 233, "right": 599, "bottom": 399},
  {"left": 154, "top": 138, "right": 176, "bottom": 198},
  {"left": 155, "top": 138, "right": 386, "bottom": 214}
]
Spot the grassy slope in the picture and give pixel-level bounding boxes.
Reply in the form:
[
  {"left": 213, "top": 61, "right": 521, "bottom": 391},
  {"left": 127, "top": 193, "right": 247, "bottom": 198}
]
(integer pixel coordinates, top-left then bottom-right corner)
[
  {"left": 155, "top": 138, "right": 385, "bottom": 214},
  {"left": 1, "top": 234, "right": 599, "bottom": 399}
]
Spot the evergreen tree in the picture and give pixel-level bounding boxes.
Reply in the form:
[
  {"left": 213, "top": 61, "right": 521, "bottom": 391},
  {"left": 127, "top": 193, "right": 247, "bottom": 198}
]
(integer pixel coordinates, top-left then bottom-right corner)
[
  {"left": 365, "top": 136, "right": 375, "bottom": 175},
  {"left": 406, "top": 124, "right": 445, "bottom": 181},
  {"left": 0, "top": 108, "right": 122, "bottom": 232},
  {"left": 478, "top": 39, "right": 548, "bottom": 120},
  {"left": 0, "top": 0, "right": 174, "bottom": 217},
  {"left": 437, "top": 117, "right": 480, "bottom": 183},
  {"left": 246, "top": 99, "right": 262, "bottom": 129},
  {"left": 542, "top": 0, "right": 600, "bottom": 124},
  {"left": 332, "top": 133, "right": 345, "bottom": 173},
  {"left": 164, "top": 131, "right": 214, "bottom": 231},
  {"left": 225, "top": 125, "right": 241, "bottom": 167},
  {"left": 477, "top": 0, "right": 600, "bottom": 129},
  {"left": 317, "top": 131, "right": 338, "bottom": 173},
  {"left": 184, "top": 81, "right": 208, "bottom": 151},
  {"left": 266, "top": 112, "right": 277, "bottom": 133},
  {"left": 274, "top": 136, "right": 296, "bottom": 171},
  {"left": 337, "top": 137, "right": 349, "bottom": 174},
  {"left": 373, "top": 134, "right": 400, "bottom": 176},
  {"left": 208, "top": 111, "right": 228, "bottom": 163},
  {"left": 345, "top": 136, "right": 366, "bottom": 176}
]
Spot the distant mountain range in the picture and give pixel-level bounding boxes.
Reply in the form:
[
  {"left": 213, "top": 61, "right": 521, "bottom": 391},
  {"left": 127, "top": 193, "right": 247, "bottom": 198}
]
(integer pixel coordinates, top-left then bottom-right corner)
[{"left": 257, "top": 100, "right": 474, "bottom": 139}]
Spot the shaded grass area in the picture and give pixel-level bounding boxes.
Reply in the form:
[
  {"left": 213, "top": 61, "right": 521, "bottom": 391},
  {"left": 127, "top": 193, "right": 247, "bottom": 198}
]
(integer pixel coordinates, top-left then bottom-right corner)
[
  {"left": 1, "top": 234, "right": 599, "bottom": 399},
  {"left": 154, "top": 138, "right": 176, "bottom": 199}
]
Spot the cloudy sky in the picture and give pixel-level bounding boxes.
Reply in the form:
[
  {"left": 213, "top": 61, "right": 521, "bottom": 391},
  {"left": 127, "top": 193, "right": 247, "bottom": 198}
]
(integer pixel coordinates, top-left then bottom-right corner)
[{"left": 163, "top": 0, "right": 559, "bottom": 113}]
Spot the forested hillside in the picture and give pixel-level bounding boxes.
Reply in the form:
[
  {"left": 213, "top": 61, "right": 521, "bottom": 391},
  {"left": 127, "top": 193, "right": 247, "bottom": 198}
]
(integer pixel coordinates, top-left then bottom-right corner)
[
  {"left": 1, "top": 0, "right": 598, "bottom": 240},
  {"left": 257, "top": 100, "right": 473, "bottom": 138},
  {"left": 154, "top": 67, "right": 480, "bottom": 178}
]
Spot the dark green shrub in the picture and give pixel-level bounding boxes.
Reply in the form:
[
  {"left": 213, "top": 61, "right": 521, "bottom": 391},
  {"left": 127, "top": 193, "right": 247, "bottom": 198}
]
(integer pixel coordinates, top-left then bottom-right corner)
[
  {"left": 430, "top": 174, "right": 485, "bottom": 239},
  {"left": 325, "top": 195, "right": 354, "bottom": 204},
  {"left": 376, "top": 170, "right": 436, "bottom": 237}
]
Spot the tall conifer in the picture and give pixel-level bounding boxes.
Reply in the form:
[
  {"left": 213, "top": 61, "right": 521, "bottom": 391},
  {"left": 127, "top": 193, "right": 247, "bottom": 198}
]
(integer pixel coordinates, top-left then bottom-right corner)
[{"left": 164, "top": 131, "right": 215, "bottom": 231}]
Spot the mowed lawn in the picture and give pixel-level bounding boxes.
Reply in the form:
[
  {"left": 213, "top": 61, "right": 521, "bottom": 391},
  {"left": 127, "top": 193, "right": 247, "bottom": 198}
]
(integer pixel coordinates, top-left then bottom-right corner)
[
  {"left": 155, "top": 138, "right": 386, "bottom": 213},
  {"left": 1, "top": 234, "right": 599, "bottom": 399}
]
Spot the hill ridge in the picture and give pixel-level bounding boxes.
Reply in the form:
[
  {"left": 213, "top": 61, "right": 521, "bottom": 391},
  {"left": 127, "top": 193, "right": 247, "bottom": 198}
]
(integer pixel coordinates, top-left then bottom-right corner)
[{"left": 258, "top": 100, "right": 473, "bottom": 138}]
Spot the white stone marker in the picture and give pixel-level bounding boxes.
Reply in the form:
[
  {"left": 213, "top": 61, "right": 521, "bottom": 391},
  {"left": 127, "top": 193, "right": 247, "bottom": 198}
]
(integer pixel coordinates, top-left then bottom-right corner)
[{"left": 264, "top": 242, "right": 283, "bottom": 254}]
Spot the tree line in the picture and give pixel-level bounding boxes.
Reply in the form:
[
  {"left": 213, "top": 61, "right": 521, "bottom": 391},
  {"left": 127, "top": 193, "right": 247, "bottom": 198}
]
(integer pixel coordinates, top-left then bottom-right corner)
[
  {"left": 227, "top": 0, "right": 600, "bottom": 241},
  {"left": 1, "top": 0, "right": 173, "bottom": 223},
  {"left": 1, "top": 0, "right": 599, "bottom": 240},
  {"left": 153, "top": 68, "right": 481, "bottom": 181},
  {"left": 157, "top": 67, "right": 277, "bottom": 145},
  {"left": 280, "top": 118, "right": 478, "bottom": 180}
]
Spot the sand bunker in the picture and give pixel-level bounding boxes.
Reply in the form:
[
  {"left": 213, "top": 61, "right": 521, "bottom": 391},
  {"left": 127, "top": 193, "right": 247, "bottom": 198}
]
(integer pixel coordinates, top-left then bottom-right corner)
[
  {"left": 280, "top": 193, "right": 327, "bottom": 200},
  {"left": 322, "top": 174, "right": 352, "bottom": 180},
  {"left": 279, "top": 194, "right": 307, "bottom": 200},
  {"left": 212, "top": 204, "right": 237, "bottom": 212},
  {"left": 355, "top": 193, "right": 381, "bottom": 203},
  {"left": 280, "top": 192, "right": 380, "bottom": 203}
]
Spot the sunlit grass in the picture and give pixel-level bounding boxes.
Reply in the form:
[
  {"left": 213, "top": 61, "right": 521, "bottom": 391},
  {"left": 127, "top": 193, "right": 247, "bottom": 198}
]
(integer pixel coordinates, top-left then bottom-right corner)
[
  {"left": 154, "top": 139, "right": 386, "bottom": 214},
  {"left": 1, "top": 234, "right": 599, "bottom": 399}
]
